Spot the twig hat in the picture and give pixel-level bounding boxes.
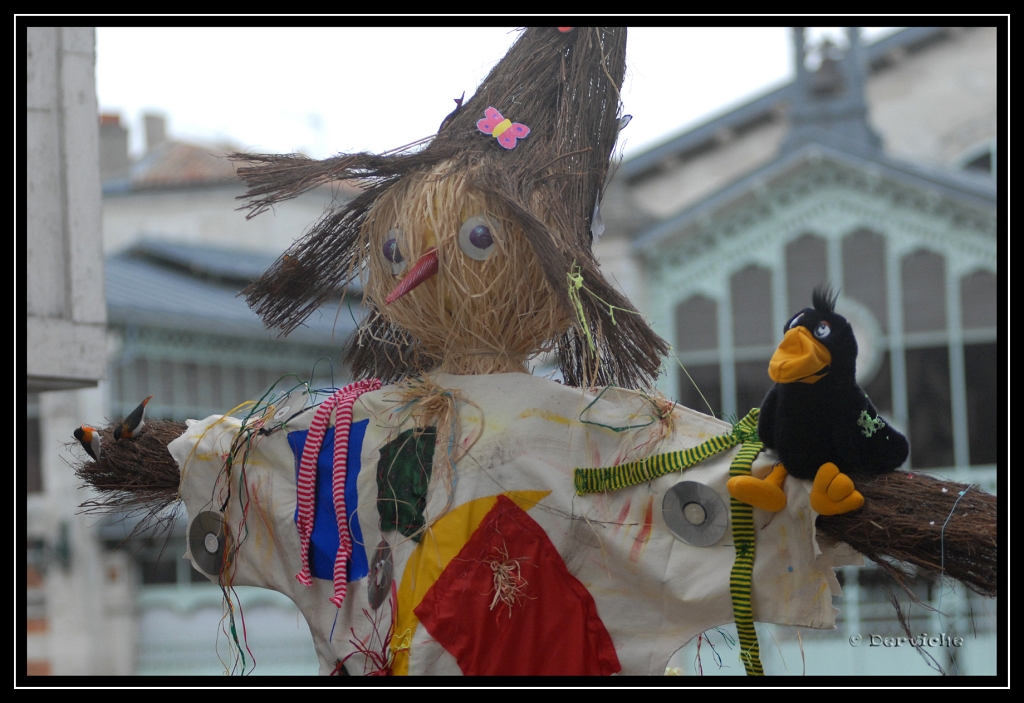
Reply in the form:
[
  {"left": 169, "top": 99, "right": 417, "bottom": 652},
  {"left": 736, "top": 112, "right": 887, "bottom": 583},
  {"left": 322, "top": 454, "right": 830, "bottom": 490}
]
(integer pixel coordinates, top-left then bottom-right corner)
[{"left": 232, "top": 27, "right": 668, "bottom": 388}]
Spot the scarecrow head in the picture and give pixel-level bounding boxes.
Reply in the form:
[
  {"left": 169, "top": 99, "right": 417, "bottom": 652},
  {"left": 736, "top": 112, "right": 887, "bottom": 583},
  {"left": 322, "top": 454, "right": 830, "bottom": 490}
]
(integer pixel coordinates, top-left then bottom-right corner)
[{"left": 233, "top": 27, "right": 668, "bottom": 387}]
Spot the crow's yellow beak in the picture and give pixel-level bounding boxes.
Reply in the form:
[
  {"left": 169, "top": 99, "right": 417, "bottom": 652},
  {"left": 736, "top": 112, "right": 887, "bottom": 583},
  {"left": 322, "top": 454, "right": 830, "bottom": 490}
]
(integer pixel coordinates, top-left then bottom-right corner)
[{"left": 768, "top": 326, "right": 831, "bottom": 384}]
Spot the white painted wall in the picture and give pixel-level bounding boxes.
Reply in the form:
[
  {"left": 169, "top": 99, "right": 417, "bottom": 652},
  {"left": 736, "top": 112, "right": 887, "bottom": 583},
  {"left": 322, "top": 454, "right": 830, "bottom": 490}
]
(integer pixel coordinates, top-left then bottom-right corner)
[
  {"left": 26, "top": 27, "right": 106, "bottom": 392},
  {"left": 868, "top": 27, "right": 997, "bottom": 170}
]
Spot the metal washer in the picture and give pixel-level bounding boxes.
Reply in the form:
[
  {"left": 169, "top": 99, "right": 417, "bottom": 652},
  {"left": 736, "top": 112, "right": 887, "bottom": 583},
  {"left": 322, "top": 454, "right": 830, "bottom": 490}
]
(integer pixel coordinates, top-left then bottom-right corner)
[
  {"left": 662, "top": 481, "right": 729, "bottom": 547},
  {"left": 188, "top": 510, "right": 226, "bottom": 576},
  {"left": 367, "top": 539, "right": 394, "bottom": 610}
]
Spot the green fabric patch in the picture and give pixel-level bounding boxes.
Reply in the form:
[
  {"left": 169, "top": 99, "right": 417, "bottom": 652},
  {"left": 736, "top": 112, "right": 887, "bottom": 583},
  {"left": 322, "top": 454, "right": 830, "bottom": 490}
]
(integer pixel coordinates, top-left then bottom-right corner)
[{"left": 377, "top": 427, "right": 436, "bottom": 541}]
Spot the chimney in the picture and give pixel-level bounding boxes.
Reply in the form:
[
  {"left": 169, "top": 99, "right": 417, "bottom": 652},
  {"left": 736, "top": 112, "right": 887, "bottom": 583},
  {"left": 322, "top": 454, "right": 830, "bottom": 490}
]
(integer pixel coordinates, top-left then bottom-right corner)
[
  {"left": 143, "top": 113, "right": 167, "bottom": 153},
  {"left": 782, "top": 27, "right": 883, "bottom": 155},
  {"left": 99, "top": 113, "right": 130, "bottom": 183}
]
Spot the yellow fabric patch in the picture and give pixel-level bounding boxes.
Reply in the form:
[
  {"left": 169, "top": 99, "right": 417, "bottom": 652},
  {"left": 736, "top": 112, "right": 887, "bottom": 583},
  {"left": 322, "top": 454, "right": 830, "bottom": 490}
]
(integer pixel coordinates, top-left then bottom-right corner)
[{"left": 391, "top": 489, "right": 550, "bottom": 675}]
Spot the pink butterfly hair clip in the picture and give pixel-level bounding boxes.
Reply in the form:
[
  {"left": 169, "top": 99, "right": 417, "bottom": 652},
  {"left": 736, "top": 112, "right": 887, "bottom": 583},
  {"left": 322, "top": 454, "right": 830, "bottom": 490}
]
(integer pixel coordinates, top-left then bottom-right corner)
[{"left": 477, "top": 106, "right": 531, "bottom": 150}]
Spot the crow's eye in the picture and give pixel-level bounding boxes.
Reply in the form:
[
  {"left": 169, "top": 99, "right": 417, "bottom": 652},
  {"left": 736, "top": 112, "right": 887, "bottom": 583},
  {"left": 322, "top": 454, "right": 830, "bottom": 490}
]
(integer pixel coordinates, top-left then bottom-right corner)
[
  {"left": 788, "top": 313, "right": 804, "bottom": 330},
  {"left": 815, "top": 321, "right": 831, "bottom": 339},
  {"left": 384, "top": 229, "right": 407, "bottom": 274},
  {"left": 458, "top": 215, "right": 498, "bottom": 261}
]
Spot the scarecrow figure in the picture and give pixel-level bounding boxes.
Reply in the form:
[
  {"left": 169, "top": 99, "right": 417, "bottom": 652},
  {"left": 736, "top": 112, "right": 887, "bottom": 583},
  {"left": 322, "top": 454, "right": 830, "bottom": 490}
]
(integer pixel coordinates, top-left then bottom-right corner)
[{"left": 70, "top": 27, "right": 996, "bottom": 676}]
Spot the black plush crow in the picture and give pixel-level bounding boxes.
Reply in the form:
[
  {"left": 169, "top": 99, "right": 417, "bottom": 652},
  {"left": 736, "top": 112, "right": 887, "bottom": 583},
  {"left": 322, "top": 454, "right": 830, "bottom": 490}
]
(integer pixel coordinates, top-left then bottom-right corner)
[{"left": 729, "top": 286, "right": 909, "bottom": 515}]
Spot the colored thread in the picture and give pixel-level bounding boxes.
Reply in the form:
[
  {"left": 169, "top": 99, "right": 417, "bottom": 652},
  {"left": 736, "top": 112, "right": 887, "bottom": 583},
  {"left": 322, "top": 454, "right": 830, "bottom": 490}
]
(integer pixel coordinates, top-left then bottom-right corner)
[
  {"left": 857, "top": 410, "right": 885, "bottom": 437},
  {"left": 577, "top": 385, "right": 670, "bottom": 434},
  {"left": 567, "top": 262, "right": 596, "bottom": 353},
  {"left": 566, "top": 261, "right": 647, "bottom": 347},
  {"left": 195, "top": 375, "right": 316, "bottom": 675},
  {"left": 672, "top": 351, "right": 717, "bottom": 418},
  {"left": 296, "top": 394, "right": 343, "bottom": 586}
]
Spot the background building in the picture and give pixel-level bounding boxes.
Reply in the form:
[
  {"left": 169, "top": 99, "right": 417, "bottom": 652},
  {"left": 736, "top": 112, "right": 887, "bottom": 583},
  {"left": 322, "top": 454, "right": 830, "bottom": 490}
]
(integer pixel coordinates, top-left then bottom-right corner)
[
  {"left": 598, "top": 26, "right": 998, "bottom": 675},
  {"left": 27, "top": 34, "right": 361, "bottom": 671}
]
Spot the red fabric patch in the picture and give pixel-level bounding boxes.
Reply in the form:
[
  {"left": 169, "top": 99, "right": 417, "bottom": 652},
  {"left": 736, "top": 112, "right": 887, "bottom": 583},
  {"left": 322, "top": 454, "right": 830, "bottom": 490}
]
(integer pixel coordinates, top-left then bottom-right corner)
[{"left": 414, "top": 495, "right": 620, "bottom": 676}]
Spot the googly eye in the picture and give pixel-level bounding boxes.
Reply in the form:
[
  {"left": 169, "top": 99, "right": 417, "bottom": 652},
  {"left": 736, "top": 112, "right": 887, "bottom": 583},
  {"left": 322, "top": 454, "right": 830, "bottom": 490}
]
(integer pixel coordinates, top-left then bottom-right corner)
[
  {"left": 814, "top": 321, "right": 831, "bottom": 339},
  {"left": 384, "top": 229, "right": 407, "bottom": 274},
  {"left": 788, "top": 313, "right": 805, "bottom": 330},
  {"left": 458, "top": 215, "right": 498, "bottom": 261},
  {"left": 662, "top": 481, "right": 728, "bottom": 547}
]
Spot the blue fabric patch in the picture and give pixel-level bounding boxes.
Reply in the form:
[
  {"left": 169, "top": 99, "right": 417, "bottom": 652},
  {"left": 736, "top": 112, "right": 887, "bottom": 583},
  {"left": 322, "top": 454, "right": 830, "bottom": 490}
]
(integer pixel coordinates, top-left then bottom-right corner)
[{"left": 287, "top": 418, "right": 369, "bottom": 582}]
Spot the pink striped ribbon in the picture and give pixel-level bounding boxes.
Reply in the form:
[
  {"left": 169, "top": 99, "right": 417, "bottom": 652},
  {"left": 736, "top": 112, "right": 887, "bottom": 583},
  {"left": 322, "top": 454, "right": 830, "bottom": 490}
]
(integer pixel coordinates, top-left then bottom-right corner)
[
  {"left": 328, "top": 378, "right": 381, "bottom": 606},
  {"left": 294, "top": 379, "right": 382, "bottom": 608}
]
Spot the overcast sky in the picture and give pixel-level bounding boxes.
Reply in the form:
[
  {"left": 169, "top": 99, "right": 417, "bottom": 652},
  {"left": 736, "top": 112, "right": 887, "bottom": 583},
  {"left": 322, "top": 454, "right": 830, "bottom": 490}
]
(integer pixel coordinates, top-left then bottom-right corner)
[{"left": 95, "top": 26, "right": 901, "bottom": 162}]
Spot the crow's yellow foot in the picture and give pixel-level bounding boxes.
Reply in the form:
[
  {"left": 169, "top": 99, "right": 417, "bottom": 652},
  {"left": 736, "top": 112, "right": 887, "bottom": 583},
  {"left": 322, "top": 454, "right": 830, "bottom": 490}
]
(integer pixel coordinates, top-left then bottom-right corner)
[
  {"left": 809, "top": 462, "right": 864, "bottom": 515},
  {"left": 727, "top": 464, "right": 788, "bottom": 512}
]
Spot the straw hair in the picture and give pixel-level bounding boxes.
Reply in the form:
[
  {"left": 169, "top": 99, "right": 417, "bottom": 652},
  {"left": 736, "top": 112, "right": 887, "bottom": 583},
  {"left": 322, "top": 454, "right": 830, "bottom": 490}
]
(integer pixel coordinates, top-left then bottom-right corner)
[
  {"left": 232, "top": 27, "right": 669, "bottom": 389},
  {"left": 363, "top": 162, "right": 570, "bottom": 376}
]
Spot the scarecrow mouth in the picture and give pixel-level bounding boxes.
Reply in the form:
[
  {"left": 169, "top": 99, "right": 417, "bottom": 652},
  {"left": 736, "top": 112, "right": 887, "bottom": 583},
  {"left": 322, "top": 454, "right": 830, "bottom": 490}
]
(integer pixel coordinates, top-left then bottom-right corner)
[{"left": 385, "top": 248, "right": 439, "bottom": 304}]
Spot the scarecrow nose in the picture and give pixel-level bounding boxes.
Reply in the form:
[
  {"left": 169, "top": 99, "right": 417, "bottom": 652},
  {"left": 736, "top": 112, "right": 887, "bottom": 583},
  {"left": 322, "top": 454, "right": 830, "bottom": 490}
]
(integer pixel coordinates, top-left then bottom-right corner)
[{"left": 386, "top": 249, "right": 439, "bottom": 304}]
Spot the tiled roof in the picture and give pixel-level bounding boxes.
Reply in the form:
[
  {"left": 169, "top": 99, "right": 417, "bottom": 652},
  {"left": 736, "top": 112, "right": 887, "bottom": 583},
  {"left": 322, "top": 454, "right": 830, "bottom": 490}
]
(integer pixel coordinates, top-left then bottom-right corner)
[
  {"left": 125, "top": 239, "right": 287, "bottom": 284},
  {"left": 106, "top": 240, "right": 362, "bottom": 345},
  {"left": 103, "top": 140, "right": 364, "bottom": 203},
  {"left": 129, "top": 141, "right": 238, "bottom": 190}
]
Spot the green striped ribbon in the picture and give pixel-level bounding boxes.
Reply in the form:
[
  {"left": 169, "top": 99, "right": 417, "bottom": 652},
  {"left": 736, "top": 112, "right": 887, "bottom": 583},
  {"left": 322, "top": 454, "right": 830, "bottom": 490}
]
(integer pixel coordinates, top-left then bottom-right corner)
[
  {"left": 727, "top": 435, "right": 765, "bottom": 676},
  {"left": 573, "top": 407, "right": 765, "bottom": 676},
  {"left": 573, "top": 408, "right": 760, "bottom": 495}
]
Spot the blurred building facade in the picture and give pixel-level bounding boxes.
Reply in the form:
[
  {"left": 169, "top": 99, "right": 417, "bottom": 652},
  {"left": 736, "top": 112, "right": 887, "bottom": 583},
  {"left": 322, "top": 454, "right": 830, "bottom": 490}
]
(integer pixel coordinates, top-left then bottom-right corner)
[
  {"left": 597, "top": 26, "right": 998, "bottom": 675},
  {"left": 27, "top": 50, "right": 361, "bottom": 672},
  {"left": 25, "top": 25, "right": 998, "bottom": 678}
]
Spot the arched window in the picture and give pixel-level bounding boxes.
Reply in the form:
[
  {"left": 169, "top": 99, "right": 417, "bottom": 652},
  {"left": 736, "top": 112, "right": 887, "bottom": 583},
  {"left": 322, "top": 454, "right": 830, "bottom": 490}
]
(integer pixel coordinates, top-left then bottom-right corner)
[
  {"left": 842, "top": 229, "right": 892, "bottom": 413},
  {"left": 961, "top": 269, "right": 997, "bottom": 465},
  {"left": 901, "top": 250, "right": 954, "bottom": 469},
  {"left": 731, "top": 264, "right": 774, "bottom": 417},
  {"left": 674, "top": 295, "right": 720, "bottom": 416},
  {"left": 786, "top": 233, "right": 828, "bottom": 313}
]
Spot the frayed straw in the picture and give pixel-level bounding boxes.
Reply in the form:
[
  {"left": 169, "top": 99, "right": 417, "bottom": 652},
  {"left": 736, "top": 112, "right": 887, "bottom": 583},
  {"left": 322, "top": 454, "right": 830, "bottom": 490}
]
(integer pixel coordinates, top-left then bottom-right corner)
[
  {"left": 816, "top": 470, "right": 997, "bottom": 597},
  {"left": 70, "top": 420, "right": 187, "bottom": 539},
  {"left": 485, "top": 540, "right": 532, "bottom": 617},
  {"left": 578, "top": 386, "right": 678, "bottom": 467},
  {"left": 389, "top": 376, "right": 481, "bottom": 521}
]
